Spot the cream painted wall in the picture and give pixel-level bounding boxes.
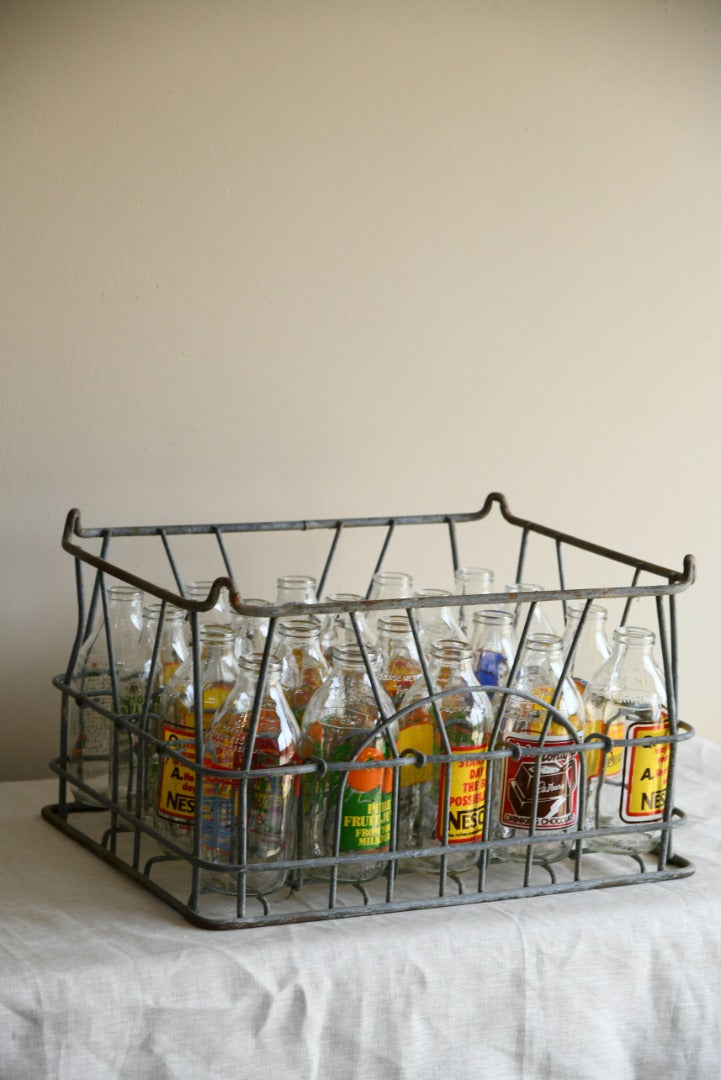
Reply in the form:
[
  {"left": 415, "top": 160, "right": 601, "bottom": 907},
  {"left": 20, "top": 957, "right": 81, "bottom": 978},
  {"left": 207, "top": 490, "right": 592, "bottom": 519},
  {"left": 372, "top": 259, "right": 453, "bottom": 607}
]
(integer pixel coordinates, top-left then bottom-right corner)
[{"left": 2, "top": 0, "right": 720, "bottom": 780}]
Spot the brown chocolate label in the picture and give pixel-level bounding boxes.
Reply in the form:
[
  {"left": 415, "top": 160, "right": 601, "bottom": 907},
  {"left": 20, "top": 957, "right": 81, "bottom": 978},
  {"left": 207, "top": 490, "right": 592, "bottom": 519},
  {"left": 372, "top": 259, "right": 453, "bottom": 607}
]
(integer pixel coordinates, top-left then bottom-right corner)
[{"left": 500, "top": 734, "right": 579, "bottom": 831}]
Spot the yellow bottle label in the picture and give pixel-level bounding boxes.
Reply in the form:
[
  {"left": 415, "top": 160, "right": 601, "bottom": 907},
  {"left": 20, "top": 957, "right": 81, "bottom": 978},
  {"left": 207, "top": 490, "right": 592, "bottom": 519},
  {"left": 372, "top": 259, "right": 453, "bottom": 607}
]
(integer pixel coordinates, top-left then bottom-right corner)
[
  {"left": 156, "top": 682, "right": 232, "bottom": 823},
  {"left": 584, "top": 717, "right": 624, "bottom": 780},
  {"left": 396, "top": 719, "right": 434, "bottom": 787},
  {"left": 436, "top": 742, "right": 488, "bottom": 844},
  {"left": 156, "top": 721, "right": 197, "bottom": 822},
  {"left": 621, "top": 719, "right": 670, "bottom": 822}
]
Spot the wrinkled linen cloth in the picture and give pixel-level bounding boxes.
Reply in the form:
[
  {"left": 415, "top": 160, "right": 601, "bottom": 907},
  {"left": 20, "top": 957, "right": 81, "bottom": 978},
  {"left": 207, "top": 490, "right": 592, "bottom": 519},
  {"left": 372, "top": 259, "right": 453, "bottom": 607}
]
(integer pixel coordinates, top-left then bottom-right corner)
[{"left": 1, "top": 737, "right": 720, "bottom": 1080}]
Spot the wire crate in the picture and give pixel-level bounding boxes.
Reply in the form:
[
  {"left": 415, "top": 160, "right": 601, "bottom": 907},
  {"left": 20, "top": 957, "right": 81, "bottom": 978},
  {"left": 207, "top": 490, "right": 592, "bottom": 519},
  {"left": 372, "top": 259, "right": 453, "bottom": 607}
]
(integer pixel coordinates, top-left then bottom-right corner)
[{"left": 44, "top": 492, "right": 696, "bottom": 930}]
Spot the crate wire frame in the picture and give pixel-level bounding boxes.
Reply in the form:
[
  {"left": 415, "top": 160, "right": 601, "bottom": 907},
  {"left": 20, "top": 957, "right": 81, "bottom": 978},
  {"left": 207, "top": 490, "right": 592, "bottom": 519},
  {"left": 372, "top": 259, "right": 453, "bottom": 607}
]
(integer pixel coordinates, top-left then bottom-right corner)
[{"left": 44, "top": 492, "right": 696, "bottom": 929}]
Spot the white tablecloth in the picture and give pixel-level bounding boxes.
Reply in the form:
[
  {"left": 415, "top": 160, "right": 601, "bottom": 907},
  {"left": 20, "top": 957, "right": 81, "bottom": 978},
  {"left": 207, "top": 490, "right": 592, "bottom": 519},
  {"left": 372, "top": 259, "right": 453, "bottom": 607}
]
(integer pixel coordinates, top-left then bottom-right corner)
[{"left": 2, "top": 737, "right": 721, "bottom": 1080}]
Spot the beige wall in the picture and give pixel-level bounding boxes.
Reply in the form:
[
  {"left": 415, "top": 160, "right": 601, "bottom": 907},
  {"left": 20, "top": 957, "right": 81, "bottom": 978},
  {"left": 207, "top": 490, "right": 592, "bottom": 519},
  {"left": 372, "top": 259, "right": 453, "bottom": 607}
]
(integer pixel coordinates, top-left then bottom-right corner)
[{"left": 2, "top": 0, "right": 720, "bottom": 780}]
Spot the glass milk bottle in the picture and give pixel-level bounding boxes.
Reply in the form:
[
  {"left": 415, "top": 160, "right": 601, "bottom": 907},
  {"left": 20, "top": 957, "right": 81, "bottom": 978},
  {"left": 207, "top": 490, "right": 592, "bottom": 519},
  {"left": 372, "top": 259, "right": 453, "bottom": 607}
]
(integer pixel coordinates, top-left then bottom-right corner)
[
  {"left": 375, "top": 615, "right": 422, "bottom": 710},
  {"left": 274, "top": 616, "right": 330, "bottom": 724},
  {"left": 397, "top": 640, "right": 493, "bottom": 874},
  {"left": 110, "top": 602, "right": 189, "bottom": 814},
  {"left": 453, "top": 567, "right": 494, "bottom": 637},
  {"left": 300, "top": 643, "right": 397, "bottom": 883},
  {"left": 414, "top": 588, "right": 466, "bottom": 656},
  {"left": 561, "top": 601, "right": 611, "bottom": 698},
  {"left": 319, "top": 593, "right": 369, "bottom": 662},
  {"left": 470, "top": 609, "right": 517, "bottom": 702},
  {"left": 504, "top": 582, "right": 557, "bottom": 640},
  {"left": 232, "top": 599, "right": 272, "bottom": 660},
  {"left": 496, "top": 634, "right": 585, "bottom": 863},
  {"left": 68, "top": 584, "right": 144, "bottom": 804},
  {"left": 365, "top": 570, "right": 413, "bottom": 643},
  {"left": 276, "top": 575, "right": 317, "bottom": 605},
  {"left": 202, "top": 654, "right": 300, "bottom": 896},
  {"left": 584, "top": 626, "right": 669, "bottom": 855},
  {"left": 153, "top": 625, "right": 238, "bottom": 852}
]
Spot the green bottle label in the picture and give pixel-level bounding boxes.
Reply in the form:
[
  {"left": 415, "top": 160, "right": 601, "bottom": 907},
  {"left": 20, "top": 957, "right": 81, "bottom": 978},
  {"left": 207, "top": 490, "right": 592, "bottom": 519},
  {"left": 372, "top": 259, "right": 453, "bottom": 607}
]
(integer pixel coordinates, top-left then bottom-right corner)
[{"left": 339, "top": 746, "right": 392, "bottom": 853}]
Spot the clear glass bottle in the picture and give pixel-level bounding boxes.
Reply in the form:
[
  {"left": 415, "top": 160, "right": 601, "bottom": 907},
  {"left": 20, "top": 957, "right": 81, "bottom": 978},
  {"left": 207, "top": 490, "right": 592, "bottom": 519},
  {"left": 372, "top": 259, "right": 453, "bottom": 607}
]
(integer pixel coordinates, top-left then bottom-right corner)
[
  {"left": 504, "top": 582, "right": 557, "bottom": 639},
  {"left": 397, "top": 640, "right": 493, "bottom": 874},
  {"left": 495, "top": 634, "right": 585, "bottom": 863},
  {"left": 470, "top": 609, "right": 517, "bottom": 702},
  {"left": 68, "top": 584, "right": 144, "bottom": 805},
  {"left": 110, "top": 602, "right": 189, "bottom": 815},
  {"left": 561, "top": 601, "right": 612, "bottom": 698},
  {"left": 153, "top": 624, "right": 239, "bottom": 852},
  {"left": 454, "top": 566, "right": 494, "bottom": 636},
  {"left": 276, "top": 575, "right": 317, "bottom": 605},
  {"left": 365, "top": 570, "right": 413, "bottom": 642},
  {"left": 375, "top": 615, "right": 423, "bottom": 709},
  {"left": 319, "top": 593, "right": 369, "bottom": 662},
  {"left": 232, "top": 598, "right": 272, "bottom": 660},
  {"left": 584, "top": 626, "right": 669, "bottom": 855},
  {"left": 275, "top": 616, "right": 330, "bottom": 724},
  {"left": 300, "top": 643, "right": 397, "bottom": 883},
  {"left": 201, "top": 654, "right": 300, "bottom": 896},
  {"left": 414, "top": 588, "right": 466, "bottom": 656}
]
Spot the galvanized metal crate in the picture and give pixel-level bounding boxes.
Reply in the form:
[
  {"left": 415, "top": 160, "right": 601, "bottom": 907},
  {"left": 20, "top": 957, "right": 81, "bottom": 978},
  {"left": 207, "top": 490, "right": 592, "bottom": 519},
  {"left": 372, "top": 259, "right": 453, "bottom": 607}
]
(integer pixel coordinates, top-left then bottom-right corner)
[{"left": 44, "top": 492, "right": 696, "bottom": 929}]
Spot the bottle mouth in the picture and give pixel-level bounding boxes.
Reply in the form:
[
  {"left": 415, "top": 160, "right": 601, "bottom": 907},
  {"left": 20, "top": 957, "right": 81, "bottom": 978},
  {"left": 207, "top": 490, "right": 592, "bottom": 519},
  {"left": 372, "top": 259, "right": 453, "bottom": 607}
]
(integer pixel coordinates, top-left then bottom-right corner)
[
  {"left": 525, "top": 633, "right": 562, "bottom": 650},
  {"left": 376, "top": 615, "right": 413, "bottom": 635},
  {"left": 239, "top": 652, "right": 281, "bottom": 674},
  {"left": 277, "top": 575, "right": 317, "bottom": 588},
  {"left": 277, "top": 615, "right": 322, "bottom": 638},
  {"left": 454, "top": 568, "right": 494, "bottom": 594},
  {"left": 472, "top": 608, "right": 513, "bottom": 625},
  {"left": 565, "top": 600, "right": 608, "bottom": 618},
  {"left": 614, "top": 625, "right": 655, "bottom": 645},
  {"left": 332, "top": 642, "right": 377, "bottom": 665},
  {"left": 199, "top": 623, "right": 236, "bottom": 644},
  {"left": 108, "top": 584, "right": 143, "bottom": 601},
  {"left": 429, "top": 638, "right": 472, "bottom": 662}
]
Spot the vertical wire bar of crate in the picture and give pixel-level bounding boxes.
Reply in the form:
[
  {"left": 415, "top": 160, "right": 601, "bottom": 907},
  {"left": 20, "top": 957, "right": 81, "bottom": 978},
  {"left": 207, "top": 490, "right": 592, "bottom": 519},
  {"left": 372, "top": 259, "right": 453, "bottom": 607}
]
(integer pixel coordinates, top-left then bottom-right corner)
[
  {"left": 668, "top": 591, "right": 679, "bottom": 860},
  {"left": 447, "top": 518, "right": 459, "bottom": 573},
  {"left": 365, "top": 522, "right": 396, "bottom": 599},
  {"left": 212, "top": 526, "right": 235, "bottom": 580},
  {"left": 555, "top": 540, "right": 567, "bottom": 622},
  {"left": 60, "top": 557, "right": 88, "bottom": 815},
  {"left": 553, "top": 600, "right": 589, "bottom": 881},
  {"left": 188, "top": 610, "right": 203, "bottom": 912},
  {"left": 485, "top": 595, "right": 536, "bottom": 878},
  {"left": 621, "top": 568, "right": 642, "bottom": 626},
  {"left": 100, "top": 568, "right": 122, "bottom": 854},
  {"left": 350, "top": 611, "right": 400, "bottom": 903},
  {"left": 236, "top": 615, "right": 277, "bottom": 920},
  {"left": 517, "top": 601, "right": 545, "bottom": 887},
  {"left": 316, "top": 524, "right": 343, "bottom": 600},
  {"left": 406, "top": 607, "right": 453, "bottom": 898},
  {"left": 159, "top": 529, "right": 186, "bottom": 595},
  {"left": 514, "top": 524, "right": 530, "bottom": 583},
  {"left": 132, "top": 599, "right": 165, "bottom": 871},
  {"left": 655, "top": 591, "right": 677, "bottom": 873},
  {"left": 529, "top": 606, "right": 586, "bottom": 885},
  {"left": 83, "top": 531, "right": 112, "bottom": 644}
]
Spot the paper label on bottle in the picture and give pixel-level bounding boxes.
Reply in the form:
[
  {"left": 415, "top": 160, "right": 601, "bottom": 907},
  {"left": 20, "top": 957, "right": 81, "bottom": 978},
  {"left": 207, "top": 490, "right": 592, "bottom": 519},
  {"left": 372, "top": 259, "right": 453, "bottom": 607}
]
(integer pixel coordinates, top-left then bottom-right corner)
[
  {"left": 396, "top": 720, "right": 434, "bottom": 787},
  {"left": 339, "top": 747, "right": 392, "bottom": 852},
  {"left": 500, "top": 734, "right": 580, "bottom": 831},
  {"left": 584, "top": 717, "right": 624, "bottom": 780},
  {"left": 203, "top": 740, "right": 296, "bottom": 860},
  {"left": 476, "top": 650, "right": 508, "bottom": 690},
  {"left": 621, "top": 719, "right": 670, "bottom": 822},
  {"left": 156, "top": 722, "right": 197, "bottom": 822},
  {"left": 436, "top": 741, "right": 488, "bottom": 844}
]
